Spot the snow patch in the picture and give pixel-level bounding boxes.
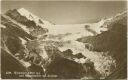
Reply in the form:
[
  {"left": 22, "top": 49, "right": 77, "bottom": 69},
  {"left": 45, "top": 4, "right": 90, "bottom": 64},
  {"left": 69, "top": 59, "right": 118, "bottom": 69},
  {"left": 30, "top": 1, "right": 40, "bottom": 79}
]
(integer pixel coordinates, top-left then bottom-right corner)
[
  {"left": 20, "top": 59, "right": 31, "bottom": 67},
  {"left": 38, "top": 45, "right": 49, "bottom": 59},
  {"left": 89, "top": 19, "right": 108, "bottom": 34},
  {"left": 19, "top": 37, "right": 27, "bottom": 45},
  {"left": 0, "top": 24, "right": 6, "bottom": 28},
  {"left": 20, "top": 25, "right": 30, "bottom": 34}
]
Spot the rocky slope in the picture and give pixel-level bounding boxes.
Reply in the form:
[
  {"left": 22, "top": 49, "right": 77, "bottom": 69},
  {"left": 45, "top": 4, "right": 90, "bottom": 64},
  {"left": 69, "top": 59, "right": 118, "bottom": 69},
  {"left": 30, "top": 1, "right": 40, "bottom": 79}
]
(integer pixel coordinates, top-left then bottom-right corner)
[
  {"left": 1, "top": 8, "right": 51, "bottom": 79},
  {"left": 77, "top": 11, "right": 127, "bottom": 79}
]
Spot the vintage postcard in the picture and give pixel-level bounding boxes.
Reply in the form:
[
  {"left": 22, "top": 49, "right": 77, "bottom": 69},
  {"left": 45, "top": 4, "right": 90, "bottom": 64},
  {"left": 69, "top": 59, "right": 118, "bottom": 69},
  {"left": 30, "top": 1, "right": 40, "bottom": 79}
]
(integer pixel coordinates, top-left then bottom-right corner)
[{"left": 0, "top": 0, "right": 127, "bottom": 79}]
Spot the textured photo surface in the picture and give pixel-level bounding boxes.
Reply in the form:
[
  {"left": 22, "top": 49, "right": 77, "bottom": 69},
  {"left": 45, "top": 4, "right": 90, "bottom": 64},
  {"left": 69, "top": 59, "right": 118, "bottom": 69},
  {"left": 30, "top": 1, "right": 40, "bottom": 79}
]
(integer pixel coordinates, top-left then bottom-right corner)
[{"left": 1, "top": 1, "right": 127, "bottom": 79}]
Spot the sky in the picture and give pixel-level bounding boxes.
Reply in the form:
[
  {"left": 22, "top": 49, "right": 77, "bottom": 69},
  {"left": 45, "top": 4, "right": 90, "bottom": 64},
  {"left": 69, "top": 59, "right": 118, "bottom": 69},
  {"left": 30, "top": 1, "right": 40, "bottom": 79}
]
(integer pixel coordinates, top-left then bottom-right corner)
[{"left": 1, "top": 1, "right": 127, "bottom": 24}]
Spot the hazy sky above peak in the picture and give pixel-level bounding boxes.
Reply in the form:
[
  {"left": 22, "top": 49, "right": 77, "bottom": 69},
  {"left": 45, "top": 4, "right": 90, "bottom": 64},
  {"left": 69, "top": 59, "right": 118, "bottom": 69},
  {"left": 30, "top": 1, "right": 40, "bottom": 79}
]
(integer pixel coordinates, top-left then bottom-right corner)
[{"left": 1, "top": 1, "right": 127, "bottom": 24}]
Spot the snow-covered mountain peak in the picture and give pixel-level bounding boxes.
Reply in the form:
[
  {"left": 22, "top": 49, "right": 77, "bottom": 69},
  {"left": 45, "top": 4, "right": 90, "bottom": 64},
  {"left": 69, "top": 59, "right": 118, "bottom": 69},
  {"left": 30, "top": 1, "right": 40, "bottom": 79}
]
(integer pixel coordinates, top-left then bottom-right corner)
[
  {"left": 17, "top": 8, "right": 52, "bottom": 27},
  {"left": 17, "top": 8, "right": 39, "bottom": 21},
  {"left": 18, "top": 8, "right": 30, "bottom": 15}
]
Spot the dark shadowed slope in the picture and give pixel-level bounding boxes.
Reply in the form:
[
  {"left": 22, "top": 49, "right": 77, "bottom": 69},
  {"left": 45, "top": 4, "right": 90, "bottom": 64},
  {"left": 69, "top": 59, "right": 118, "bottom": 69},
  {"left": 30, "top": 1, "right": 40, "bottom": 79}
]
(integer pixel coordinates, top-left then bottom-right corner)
[
  {"left": 77, "top": 11, "right": 127, "bottom": 79},
  {"left": 1, "top": 49, "right": 30, "bottom": 79}
]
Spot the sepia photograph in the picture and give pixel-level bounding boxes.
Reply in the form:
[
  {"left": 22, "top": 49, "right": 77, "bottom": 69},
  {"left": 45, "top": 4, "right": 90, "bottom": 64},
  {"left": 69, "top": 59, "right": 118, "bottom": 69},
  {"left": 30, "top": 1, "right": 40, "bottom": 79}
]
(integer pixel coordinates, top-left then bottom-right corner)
[{"left": 0, "top": 0, "right": 127, "bottom": 79}]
